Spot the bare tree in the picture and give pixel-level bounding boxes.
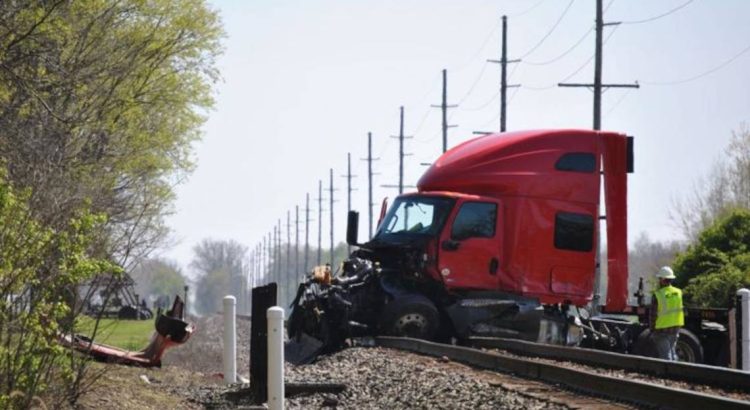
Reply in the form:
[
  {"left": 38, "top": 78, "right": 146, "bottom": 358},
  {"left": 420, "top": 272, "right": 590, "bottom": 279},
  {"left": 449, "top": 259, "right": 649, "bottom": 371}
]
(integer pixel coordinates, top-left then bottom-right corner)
[{"left": 672, "top": 125, "right": 750, "bottom": 240}]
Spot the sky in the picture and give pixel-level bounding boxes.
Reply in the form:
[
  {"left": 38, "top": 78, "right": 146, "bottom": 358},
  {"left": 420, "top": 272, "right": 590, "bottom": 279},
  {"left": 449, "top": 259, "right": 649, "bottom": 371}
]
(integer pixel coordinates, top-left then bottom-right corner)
[{"left": 160, "top": 0, "right": 750, "bottom": 277}]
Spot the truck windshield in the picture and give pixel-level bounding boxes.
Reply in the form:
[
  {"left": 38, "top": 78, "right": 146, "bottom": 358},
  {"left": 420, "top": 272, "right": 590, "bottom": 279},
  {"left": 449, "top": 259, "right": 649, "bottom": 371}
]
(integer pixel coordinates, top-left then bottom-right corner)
[{"left": 376, "top": 197, "right": 453, "bottom": 237}]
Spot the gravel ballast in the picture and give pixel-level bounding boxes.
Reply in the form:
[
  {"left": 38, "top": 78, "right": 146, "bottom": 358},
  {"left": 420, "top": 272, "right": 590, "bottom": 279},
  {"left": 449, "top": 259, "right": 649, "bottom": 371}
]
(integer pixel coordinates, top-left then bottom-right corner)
[{"left": 283, "top": 347, "right": 567, "bottom": 409}]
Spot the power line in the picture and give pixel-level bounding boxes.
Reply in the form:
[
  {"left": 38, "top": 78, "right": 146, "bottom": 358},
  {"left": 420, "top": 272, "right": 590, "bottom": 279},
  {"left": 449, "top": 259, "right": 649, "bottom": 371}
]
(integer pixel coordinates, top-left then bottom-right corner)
[
  {"left": 642, "top": 42, "right": 750, "bottom": 86},
  {"left": 507, "top": 0, "right": 547, "bottom": 18},
  {"left": 461, "top": 89, "right": 499, "bottom": 112},
  {"left": 518, "top": 0, "right": 575, "bottom": 59},
  {"left": 522, "top": 25, "right": 619, "bottom": 91},
  {"left": 603, "top": 87, "right": 633, "bottom": 117},
  {"left": 452, "top": 21, "right": 501, "bottom": 73},
  {"left": 455, "top": 62, "right": 490, "bottom": 106},
  {"left": 620, "top": 0, "right": 695, "bottom": 25},
  {"left": 523, "top": 27, "right": 593, "bottom": 66}
]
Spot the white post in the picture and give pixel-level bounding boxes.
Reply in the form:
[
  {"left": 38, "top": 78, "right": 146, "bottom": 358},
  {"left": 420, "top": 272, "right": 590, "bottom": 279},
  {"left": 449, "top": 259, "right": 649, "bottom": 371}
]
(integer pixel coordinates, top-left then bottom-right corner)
[
  {"left": 223, "top": 295, "right": 237, "bottom": 384},
  {"left": 267, "top": 306, "right": 285, "bottom": 410},
  {"left": 739, "top": 288, "right": 750, "bottom": 371}
]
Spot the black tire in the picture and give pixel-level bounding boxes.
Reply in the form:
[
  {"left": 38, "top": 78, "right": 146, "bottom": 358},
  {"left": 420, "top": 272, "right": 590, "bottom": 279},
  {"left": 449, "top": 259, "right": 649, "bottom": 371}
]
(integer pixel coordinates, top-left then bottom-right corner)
[
  {"left": 676, "top": 328, "right": 703, "bottom": 363},
  {"left": 633, "top": 329, "right": 657, "bottom": 358},
  {"left": 380, "top": 294, "right": 440, "bottom": 340},
  {"left": 633, "top": 328, "right": 704, "bottom": 363}
]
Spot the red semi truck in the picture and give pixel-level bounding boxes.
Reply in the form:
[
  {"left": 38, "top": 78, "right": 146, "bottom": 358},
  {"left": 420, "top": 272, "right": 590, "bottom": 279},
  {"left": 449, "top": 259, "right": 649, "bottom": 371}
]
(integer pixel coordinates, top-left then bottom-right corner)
[{"left": 288, "top": 129, "right": 729, "bottom": 365}]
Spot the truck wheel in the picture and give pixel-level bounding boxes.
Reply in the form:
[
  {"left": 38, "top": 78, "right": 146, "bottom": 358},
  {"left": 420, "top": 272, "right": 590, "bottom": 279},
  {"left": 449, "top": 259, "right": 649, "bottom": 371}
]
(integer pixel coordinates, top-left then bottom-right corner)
[
  {"left": 633, "top": 328, "right": 704, "bottom": 363},
  {"left": 675, "top": 328, "right": 703, "bottom": 363},
  {"left": 380, "top": 295, "right": 439, "bottom": 340},
  {"left": 633, "top": 329, "right": 657, "bottom": 358}
]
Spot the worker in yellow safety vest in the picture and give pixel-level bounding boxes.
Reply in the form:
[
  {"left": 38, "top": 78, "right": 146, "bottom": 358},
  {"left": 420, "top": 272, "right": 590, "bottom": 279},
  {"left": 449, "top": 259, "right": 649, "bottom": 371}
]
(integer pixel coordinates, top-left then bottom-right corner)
[{"left": 649, "top": 266, "right": 684, "bottom": 361}]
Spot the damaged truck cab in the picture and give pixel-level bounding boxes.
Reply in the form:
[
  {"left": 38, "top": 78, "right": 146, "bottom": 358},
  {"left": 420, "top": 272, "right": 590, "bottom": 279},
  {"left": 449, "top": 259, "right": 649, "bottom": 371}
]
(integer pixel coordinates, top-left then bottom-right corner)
[
  {"left": 290, "top": 129, "right": 710, "bottom": 363},
  {"left": 360, "top": 129, "right": 631, "bottom": 340}
]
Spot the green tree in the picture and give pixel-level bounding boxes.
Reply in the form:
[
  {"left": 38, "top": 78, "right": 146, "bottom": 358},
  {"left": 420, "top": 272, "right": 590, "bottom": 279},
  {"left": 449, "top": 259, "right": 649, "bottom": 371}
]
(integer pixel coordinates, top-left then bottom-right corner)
[
  {"left": 0, "top": 0, "right": 223, "bottom": 268},
  {"left": 672, "top": 208, "right": 750, "bottom": 307},
  {"left": 0, "top": 174, "right": 116, "bottom": 408}
]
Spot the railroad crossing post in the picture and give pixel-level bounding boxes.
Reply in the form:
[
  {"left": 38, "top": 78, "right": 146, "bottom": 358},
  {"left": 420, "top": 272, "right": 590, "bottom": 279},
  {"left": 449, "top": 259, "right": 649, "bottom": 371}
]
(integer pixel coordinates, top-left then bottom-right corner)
[
  {"left": 738, "top": 288, "right": 750, "bottom": 371},
  {"left": 223, "top": 295, "right": 237, "bottom": 384},
  {"left": 267, "top": 306, "right": 285, "bottom": 410}
]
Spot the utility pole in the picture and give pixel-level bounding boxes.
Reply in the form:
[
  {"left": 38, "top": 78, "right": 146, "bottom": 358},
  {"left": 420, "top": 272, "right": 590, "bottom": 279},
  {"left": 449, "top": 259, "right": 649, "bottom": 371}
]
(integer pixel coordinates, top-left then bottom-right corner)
[
  {"left": 258, "top": 243, "right": 262, "bottom": 285},
  {"left": 261, "top": 236, "right": 266, "bottom": 283},
  {"left": 341, "top": 153, "right": 357, "bottom": 253},
  {"left": 558, "top": 0, "right": 638, "bottom": 311},
  {"left": 361, "top": 132, "right": 380, "bottom": 239},
  {"left": 276, "top": 220, "right": 282, "bottom": 286},
  {"left": 558, "top": 0, "right": 638, "bottom": 130},
  {"left": 295, "top": 205, "right": 300, "bottom": 277},
  {"left": 430, "top": 69, "right": 458, "bottom": 152},
  {"left": 255, "top": 244, "right": 260, "bottom": 287},
  {"left": 328, "top": 168, "right": 336, "bottom": 267},
  {"left": 488, "top": 15, "right": 521, "bottom": 132},
  {"left": 271, "top": 224, "right": 279, "bottom": 283},
  {"left": 317, "top": 180, "right": 323, "bottom": 266},
  {"left": 266, "top": 232, "right": 273, "bottom": 283},
  {"left": 286, "top": 210, "right": 291, "bottom": 304},
  {"left": 305, "top": 192, "right": 310, "bottom": 272},
  {"left": 383, "top": 107, "right": 415, "bottom": 194}
]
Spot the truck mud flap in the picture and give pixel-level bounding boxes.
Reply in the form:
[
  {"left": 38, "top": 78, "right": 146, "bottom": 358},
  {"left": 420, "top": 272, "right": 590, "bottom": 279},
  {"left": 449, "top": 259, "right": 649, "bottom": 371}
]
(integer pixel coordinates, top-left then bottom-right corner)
[{"left": 285, "top": 332, "right": 325, "bottom": 365}]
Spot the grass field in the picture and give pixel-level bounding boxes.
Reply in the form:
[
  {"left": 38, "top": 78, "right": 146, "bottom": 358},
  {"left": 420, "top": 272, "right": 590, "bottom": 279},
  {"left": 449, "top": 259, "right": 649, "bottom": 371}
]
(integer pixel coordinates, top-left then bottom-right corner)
[{"left": 77, "top": 317, "right": 155, "bottom": 351}]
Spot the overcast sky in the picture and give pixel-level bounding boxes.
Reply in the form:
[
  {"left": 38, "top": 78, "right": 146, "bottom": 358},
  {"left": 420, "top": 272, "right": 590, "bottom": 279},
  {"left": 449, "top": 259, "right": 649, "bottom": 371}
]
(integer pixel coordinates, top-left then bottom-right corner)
[{"left": 160, "top": 0, "right": 750, "bottom": 276}]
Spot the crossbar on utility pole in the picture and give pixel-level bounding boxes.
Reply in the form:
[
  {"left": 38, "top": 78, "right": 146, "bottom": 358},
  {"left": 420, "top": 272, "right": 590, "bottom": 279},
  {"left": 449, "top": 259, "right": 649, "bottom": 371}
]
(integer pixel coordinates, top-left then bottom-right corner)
[
  {"left": 430, "top": 69, "right": 458, "bottom": 153},
  {"left": 558, "top": 1, "right": 637, "bottom": 130},
  {"left": 488, "top": 15, "right": 521, "bottom": 132},
  {"left": 388, "top": 106, "right": 413, "bottom": 194}
]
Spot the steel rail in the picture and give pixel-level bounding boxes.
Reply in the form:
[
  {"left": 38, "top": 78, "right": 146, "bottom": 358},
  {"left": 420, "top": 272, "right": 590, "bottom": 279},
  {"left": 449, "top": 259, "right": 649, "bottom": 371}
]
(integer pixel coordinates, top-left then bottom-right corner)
[
  {"left": 469, "top": 336, "right": 750, "bottom": 391},
  {"left": 376, "top": 337, "right": 750, "bottom": 410}
]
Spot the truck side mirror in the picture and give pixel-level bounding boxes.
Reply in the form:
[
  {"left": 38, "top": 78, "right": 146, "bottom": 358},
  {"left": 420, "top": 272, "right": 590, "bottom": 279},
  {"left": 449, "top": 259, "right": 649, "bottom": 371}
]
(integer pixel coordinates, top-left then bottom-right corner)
[
  {"left": 347, "top": 210, "right": 359, "bottom": 246},
  {"left": 377, "top": 197, "right": 388, "bottom": 230}
]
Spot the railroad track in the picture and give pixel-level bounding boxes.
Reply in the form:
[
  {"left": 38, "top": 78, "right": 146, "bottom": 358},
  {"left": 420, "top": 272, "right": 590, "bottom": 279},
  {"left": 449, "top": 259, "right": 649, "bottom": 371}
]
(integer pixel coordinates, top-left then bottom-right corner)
[
  {"left": 376, "top": 336, "right": 750, "bottom": 410},
  {"left": 469, "top": 336, "right": 750, "bottom": 391}
]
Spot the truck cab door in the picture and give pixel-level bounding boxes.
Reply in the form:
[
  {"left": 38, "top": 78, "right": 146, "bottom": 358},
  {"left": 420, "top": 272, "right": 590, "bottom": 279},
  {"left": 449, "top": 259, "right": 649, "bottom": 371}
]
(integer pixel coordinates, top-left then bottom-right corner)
[{"left": 438, "top": 198, "right": 502, "bottom": 291}]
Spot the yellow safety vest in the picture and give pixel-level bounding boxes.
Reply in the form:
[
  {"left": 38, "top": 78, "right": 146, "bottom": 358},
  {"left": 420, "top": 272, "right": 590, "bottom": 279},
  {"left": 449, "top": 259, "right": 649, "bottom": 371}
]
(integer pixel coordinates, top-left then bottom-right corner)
[{"left": 654, "top": 285, "right": 684, "bottom": 329}]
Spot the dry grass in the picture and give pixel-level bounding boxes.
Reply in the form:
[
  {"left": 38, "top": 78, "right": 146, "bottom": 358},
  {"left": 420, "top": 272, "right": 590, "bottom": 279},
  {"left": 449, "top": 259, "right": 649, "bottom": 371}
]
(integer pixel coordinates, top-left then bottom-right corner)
[{"left": 74, "top": 362, "right": 219, "bottom": 409}]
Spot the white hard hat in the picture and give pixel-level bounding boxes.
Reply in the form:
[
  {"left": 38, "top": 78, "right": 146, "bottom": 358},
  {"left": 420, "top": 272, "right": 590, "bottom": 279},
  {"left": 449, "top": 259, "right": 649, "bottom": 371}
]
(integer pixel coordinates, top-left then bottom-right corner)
[{"left": 656, "top": 266, "right": 676, "bottom": 279}]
